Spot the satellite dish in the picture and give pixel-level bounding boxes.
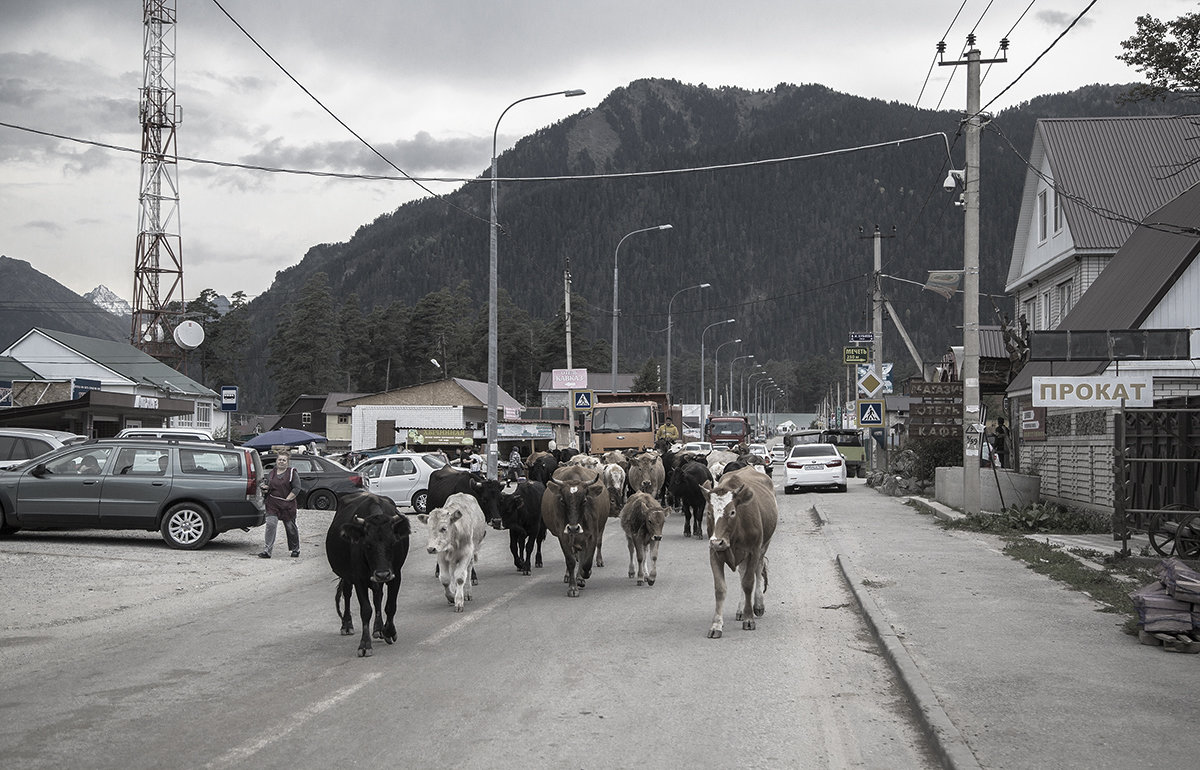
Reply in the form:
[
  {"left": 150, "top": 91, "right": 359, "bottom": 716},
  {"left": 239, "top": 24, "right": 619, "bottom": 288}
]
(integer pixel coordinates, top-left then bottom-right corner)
[{"left": 173, "top": 320, "right": 205, "bottom": 350}]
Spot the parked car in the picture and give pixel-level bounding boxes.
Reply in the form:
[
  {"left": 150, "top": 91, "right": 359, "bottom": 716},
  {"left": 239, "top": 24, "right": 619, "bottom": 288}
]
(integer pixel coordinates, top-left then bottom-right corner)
[
  {"left": 261, "top": 453, "right": 362, "bottom": 510},
  {"left": 352, "top": 452, "right": 453, "bottom": 515},
  {"left": 679, "top": 441, "right": 713, "bottom": 454},
  {"left": 783, "top": 443, "right": 847, "bottom": 494},
  {"left": 0, "top": 428, "right": 89, "bottom": 470},
  {"left": 115, "top": 427, "right": 216, "bottom": 441},
  {"left": 0, "top": 438, "right": 266, "bottom": 549},
  {"left": 747, "top": 443, "right": 772, "bottom": 475}
]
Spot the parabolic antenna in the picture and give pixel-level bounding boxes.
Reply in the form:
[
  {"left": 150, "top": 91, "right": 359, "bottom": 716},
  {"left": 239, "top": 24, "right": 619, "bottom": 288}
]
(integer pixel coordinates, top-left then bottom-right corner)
[{"left": 173, "top": 320, "right": 205, "bottom": 350}]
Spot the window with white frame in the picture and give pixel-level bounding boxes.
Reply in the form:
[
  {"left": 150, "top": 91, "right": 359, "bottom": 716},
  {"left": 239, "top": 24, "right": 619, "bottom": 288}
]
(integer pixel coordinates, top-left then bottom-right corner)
[
  {"left": 1052, "top": 188, "right": 1062, "bottom": 232},
  {"left": 1057, "top": 280, "right": 1073, "bottom": 323},
  {"left": 1037, "top": 190, "right": 1048, "bottom": 242},
  {"left": 196, "top": 401, "right": 212, "bottom": 429},
  {"left": 338, "top": 414, "right": 349, "bottom": 424},
  {"left": 301, "top": 412, "right": 312, "bottom": 426},
  {"left": 1022, "top": 296, "right": 1037, "bottom": 330},
  {"left": 1043, "top": 293, "right": 1052, "bottom": 330}
]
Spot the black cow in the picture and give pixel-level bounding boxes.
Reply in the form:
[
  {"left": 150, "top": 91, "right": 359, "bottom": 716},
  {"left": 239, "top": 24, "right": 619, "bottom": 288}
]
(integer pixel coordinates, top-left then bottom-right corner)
[
  {"left": 325, "top": 492, "right": 411, "bottom": 657},
  {"left": 671, "top": 458, "right": 713, "bottom": 539},
  {"left": 541, "top": 465, "right": 609, "bottom": 597},
  {"left": 526, "top": 451, "right": 559, "bottom": 485},
  {"left": 496, "top": 480, "right": 548, "bottom": 575}
]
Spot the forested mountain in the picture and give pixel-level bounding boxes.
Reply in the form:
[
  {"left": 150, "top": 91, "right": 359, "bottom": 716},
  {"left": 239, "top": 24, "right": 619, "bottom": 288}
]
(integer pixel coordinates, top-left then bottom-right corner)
[
  {"left": 230, "top": 80, "right": 1185, "bottom": 411},
  {"left": 0, "top": 256, "right": 131, "bottom": 349}
]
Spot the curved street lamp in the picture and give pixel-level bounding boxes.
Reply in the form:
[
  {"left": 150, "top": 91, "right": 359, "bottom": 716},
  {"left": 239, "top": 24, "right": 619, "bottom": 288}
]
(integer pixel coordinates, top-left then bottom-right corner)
[
  {"left": 743, "top": 363, "right": 764, "bottom": 412},
  {"left": 611, "top": 224, "right": 673, "bottom": 394},
  {"left": 713, "top": 338, "right": 742, "bottom": 413},
  {"left": 487, "top": 88, "right": 584, "bottom": 479},
  {"left": 666, "top": 282, "right": 710, "bottom": 398},
  {"left": 699, "top": 319, "right": 735, "bottom": 435},
  {"left": 729, "top": 354, "right": 754, "bottom": 412}
]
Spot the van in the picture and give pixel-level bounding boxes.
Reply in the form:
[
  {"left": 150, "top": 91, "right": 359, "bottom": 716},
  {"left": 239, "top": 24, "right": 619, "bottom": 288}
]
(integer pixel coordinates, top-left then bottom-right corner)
[
  {"left": 115, "top": 427, "right": 215, "bottom": 441},
  {"left": 0, "top": 428, "right": 89, "bottom": 470}
]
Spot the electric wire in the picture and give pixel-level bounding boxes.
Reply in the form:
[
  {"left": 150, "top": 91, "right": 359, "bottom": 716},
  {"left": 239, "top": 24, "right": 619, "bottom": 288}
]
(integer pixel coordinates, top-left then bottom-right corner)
[
  {"left": 207, "top": 0, "right": 487, "bottom": 225},
  {"left": 982, "top": 0, "right": 1038, "bottom": 87},
  {"left": 0, "top": 119, "right": 953, "bottom": 185},
  {"left": 916, "top": 0, "right": 971, "bottom": 109}
]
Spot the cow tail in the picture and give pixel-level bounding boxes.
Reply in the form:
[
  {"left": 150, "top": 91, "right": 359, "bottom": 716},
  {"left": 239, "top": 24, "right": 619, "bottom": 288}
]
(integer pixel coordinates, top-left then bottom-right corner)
[
  {"left": 761, "top": 555, "right": 769, "bottom": 594},
  {"left": 335, "top": 578, "right": 348, "bottom": 620}
]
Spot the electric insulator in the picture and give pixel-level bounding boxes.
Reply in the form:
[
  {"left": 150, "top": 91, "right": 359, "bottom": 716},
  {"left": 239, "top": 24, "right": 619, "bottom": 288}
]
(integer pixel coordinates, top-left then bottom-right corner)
[
  {"left": 937, "top": 41, "right": 947, "bottom": 54},
  {"left": 1000, "top": 38, "right": 1009, "bottom": 52},
  {"left": 966, "top": 33, "right": 976, "bottom": 47}
]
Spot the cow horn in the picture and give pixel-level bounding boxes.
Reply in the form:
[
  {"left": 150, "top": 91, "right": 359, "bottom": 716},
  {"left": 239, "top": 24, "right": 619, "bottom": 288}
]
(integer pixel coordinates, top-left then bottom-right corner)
[{"left": 354, "top": 516, "right": 365, "bottom": 524}]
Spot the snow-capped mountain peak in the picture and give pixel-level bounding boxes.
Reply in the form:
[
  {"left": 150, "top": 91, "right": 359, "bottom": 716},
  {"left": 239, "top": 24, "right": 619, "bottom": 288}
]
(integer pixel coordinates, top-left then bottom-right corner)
[{"left": 83, "top": 285, "right": 132, "bottom": 317}]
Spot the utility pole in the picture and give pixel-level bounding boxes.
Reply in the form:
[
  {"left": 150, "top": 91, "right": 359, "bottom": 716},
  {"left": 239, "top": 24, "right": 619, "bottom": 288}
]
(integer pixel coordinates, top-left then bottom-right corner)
[
  {"left": 941, "top": 35, "right": 1006, "bottom": 515},
  {"left": 564, "top": 264, "right": 576, "bottom": 449},
  {"left": 862, "top": 225, "right": 894, "bottom": 472}
]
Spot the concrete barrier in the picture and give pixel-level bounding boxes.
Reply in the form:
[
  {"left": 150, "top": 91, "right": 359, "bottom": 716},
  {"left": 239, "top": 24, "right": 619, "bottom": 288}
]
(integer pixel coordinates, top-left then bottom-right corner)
[{"left": 934, "top": 466, "right": 1041, "bottom": 512}]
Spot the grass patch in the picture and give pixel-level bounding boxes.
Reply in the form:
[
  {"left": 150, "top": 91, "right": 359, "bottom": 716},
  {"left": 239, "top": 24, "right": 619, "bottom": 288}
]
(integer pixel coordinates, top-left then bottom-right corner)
[
  {"left": 941, "top": 501, "right": 1105, "bottom": 535},
  {"left": 1001, "top": 538, "right": 1157, "bottom": 634}
]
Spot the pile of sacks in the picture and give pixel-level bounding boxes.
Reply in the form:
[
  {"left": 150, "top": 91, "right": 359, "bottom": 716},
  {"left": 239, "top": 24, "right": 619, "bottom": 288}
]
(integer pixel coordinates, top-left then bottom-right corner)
[{"left": 1130, "top": 557, "right": 1200, "bottom": 653}]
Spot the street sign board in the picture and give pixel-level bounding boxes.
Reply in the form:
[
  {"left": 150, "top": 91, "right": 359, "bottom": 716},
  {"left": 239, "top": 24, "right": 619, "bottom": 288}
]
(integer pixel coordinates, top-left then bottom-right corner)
[
  {"left": 856, "top": 363, "right": 892, "bottom": 395},
  {"left": 221, "top": 385, "right": 238, "bottom": 412},
  {"left": 552, "top": 368, "right": 588, "bottom": 390},
  {"left": 856, "top": 399, "right": 884, "bottom": 427},
  {"left": 849, "top": 332, "right": 875, "bottom": 343},
  {"left": 843, "top": 346, "right": 870, "bottom": 364},
  {"left": 571, "top": 389, "right": 594, "bottom": 410},
  {"left": 1032, "top": 375, "right": 1153, "bottom": 407}
]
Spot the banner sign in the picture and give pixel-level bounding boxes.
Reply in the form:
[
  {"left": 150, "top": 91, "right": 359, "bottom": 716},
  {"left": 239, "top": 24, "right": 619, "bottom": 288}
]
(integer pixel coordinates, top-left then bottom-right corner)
[{"left": 1032, "top": 376, "right": 1153, "bottom": 407}]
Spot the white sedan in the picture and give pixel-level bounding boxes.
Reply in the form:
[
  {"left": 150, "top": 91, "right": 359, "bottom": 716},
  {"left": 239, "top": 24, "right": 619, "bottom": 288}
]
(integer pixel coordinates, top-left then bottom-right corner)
[
  {"left": 783, "top": 443, "right": 847, "bottom": 493},
  {"left": 352, "top": 452, "right": 455, "bottom": 514}
]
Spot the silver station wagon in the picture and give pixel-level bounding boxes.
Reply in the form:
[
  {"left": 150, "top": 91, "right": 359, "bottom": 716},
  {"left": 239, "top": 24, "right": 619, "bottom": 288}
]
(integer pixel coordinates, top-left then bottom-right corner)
[{"left": 0, "top": 438, "right": 266, "bottom": 549}]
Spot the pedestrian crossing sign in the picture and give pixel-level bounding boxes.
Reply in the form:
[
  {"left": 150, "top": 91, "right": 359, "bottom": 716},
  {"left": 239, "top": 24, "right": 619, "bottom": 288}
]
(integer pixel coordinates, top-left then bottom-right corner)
[
  {"left": 857, "top": 399, "right": 884, "bottom": 427},
  {"left": 572, "top": 390, "right": 594, "bottom": 410}
]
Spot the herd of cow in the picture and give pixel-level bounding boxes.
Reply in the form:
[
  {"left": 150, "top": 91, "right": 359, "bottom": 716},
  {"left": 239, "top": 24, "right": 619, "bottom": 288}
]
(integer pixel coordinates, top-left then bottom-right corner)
[{"left": 324, "top": 443, "right": 778, "bottom": 655}]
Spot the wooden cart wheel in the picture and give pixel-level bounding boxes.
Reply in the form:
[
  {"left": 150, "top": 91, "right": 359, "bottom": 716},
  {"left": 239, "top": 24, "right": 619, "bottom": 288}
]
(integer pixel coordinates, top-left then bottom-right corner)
[
  {"left": 1148, "top": 503, "right": 1196, "bottom": 557},
  {"left": 1177, "top": 513, "right": 1200, "bottom": 560}
]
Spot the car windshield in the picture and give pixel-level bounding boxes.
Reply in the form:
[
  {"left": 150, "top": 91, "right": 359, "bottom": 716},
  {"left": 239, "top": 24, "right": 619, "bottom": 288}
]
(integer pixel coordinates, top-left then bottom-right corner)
[
  {"left": 822, "top": 432, "right": 863, "bottom": 447},
  {"left": 790, "top": 444, "right": 838, "bottom": 459},
  {"left": 592, "top": 406, "right": 653, "bottom": 432},
  {"left": 421, "top": 454, "right": 447, "bottom": 469},
  {"left": 710, "top": 422, "right": 746, "bottom": 436}
]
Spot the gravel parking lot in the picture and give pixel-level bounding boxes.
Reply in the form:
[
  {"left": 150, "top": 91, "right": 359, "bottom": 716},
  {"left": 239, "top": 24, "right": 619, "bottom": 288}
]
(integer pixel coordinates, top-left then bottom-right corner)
[{"left": 0, "top": 508, "right": 338, "bottom": 634}]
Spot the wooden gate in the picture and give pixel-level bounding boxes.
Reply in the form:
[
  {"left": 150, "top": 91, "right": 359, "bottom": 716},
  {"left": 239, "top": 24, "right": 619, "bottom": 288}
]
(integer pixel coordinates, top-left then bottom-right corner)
[{"left": 1114, "top": 403, "right": 1200, "bottom": 557}]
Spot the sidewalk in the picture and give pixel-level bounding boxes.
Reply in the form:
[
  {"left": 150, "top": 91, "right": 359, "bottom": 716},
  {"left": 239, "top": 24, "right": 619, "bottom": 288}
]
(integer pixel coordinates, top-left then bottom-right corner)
[{"left": 819, "top": 490, "right": 1200, "bottom": 770}]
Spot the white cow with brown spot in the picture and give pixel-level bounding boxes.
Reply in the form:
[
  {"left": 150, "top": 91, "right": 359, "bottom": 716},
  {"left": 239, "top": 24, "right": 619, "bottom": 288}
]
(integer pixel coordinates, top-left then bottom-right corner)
[
  {"left": 417, "top": 493, "right": 487, "bottom": 612},
  {"left": 703, "top": 466, "right": 777, "bottom": 638}
]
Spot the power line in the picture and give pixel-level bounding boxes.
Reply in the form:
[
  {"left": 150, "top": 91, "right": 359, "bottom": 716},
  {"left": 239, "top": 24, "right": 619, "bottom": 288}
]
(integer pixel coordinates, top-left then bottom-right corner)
[
  {"left": 916, "top": 0, "right": 971, "bottom": 109},
  {"left": 0, "top": 119, "right": 953, "bottom": 185},
  {"left": 982, "top": 0, "right": 1038, "bottom": 87}
]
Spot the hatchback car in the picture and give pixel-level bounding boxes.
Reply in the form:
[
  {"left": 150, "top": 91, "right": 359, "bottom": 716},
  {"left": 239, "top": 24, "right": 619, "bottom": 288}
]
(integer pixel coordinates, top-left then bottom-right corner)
[
  {"left": 262, "top": 453, "right": 362, "bottom": 510},
  {"left": 747, "top": 443, "right": 772, "bottom": 475},
  {"left": 0, "top": 428, "right": 89, "bottom": 470},
  {"left": 680, "top": 441, "right": 713, "bottom": 454},
  {"left": 352, "top": 452, "right": 452, "bottom": 514},
  {"left": 783, "top": 443, "right": 847, "bottom": 493},
  {"left": 770, "top": 445, "right": 787, "bottom": 464},
  {"left": 0, "top": 438, "right": 266, "bottom": 548}
]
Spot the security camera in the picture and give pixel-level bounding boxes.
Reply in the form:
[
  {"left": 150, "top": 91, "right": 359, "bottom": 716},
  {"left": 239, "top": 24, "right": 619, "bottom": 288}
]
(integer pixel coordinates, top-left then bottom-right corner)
[{"left": 942, "top": 172, "right": 957, "bottom": 192}]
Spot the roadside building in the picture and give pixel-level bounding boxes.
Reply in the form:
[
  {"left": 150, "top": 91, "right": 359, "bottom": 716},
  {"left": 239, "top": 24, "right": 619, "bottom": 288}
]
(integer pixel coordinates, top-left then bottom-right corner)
[{"left": 0, "top": 327, "right": 224, "bottom": 437}]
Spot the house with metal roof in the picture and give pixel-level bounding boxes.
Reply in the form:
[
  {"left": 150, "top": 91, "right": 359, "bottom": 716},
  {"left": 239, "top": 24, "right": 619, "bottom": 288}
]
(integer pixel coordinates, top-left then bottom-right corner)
[
  {"left": 1005, "top": 174, "right": 1200, "bottom": 515},
  {"left": 1005, "top": 116, "right": 1200, "bottom": 333},
  {"left": 0, "top": 327, "right": 225, "bottom": 437}
]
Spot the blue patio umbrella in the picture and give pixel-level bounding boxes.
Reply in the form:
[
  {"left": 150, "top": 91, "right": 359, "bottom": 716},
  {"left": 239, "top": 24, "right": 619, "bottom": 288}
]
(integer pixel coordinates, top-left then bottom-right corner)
[{"left": 242, "top": 428, "right": 328, "bottom": 449}]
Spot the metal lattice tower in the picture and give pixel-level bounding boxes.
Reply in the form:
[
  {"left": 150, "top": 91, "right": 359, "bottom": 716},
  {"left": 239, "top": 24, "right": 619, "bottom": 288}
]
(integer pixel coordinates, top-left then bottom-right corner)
[{"left": 131, "top": 0, "right": 184, "bottom": 365}]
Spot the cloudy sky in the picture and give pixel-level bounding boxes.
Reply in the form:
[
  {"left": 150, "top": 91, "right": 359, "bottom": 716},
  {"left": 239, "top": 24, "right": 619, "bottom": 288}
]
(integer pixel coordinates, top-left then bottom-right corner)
[{"left": 0, "top": 0, "right": 1188, "bottom": 302}]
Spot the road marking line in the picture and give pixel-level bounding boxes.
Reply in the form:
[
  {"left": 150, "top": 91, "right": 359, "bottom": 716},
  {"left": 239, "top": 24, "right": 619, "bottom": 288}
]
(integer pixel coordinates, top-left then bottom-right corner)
[
  {"left": 205, "top": 671, "right": 382, "bottom": 767},
  {"left": 418, "top": 583, "right": 534, "bottom": 647}
]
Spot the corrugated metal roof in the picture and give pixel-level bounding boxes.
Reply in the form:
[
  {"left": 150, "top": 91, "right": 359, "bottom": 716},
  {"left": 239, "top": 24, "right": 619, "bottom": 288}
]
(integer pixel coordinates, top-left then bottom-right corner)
[
  {"left": 0, "top": 355, "right": 38, "bottom": 381},
  {"left": 1009, "top": 181, "right": 1200, "bottom": 393},
  {"left": 33, "top": 328, "right": 215, "bottom": 396},
  {"left": 1041, "top": 116, "right": 1200, "bottom": 251},
  {"left": 452, "top": 377, "right": 523, "bottom": 411},
  {"left": 323, "top": 392, "right": 367, "bottom": 414}
]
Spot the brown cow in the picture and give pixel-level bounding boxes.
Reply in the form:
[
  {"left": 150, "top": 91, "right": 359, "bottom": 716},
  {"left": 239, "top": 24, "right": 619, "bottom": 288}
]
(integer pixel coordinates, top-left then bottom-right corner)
[
  {"left": 619, "top": 492, "right": 669, "bottom": 586},
  {"left": 541, "top": 465, "right": 610, "bottom": 597},
  {"left": 627, "top": 452, "right": 665, "bottom": 498},
  {"left": 703, "top": 466, "right": 777, "bottom": 638}
]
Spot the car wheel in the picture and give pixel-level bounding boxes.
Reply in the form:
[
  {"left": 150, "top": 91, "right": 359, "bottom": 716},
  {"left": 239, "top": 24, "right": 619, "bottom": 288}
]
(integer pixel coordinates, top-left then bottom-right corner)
[
  {"left": 160, "top": 503, "right": 214, "bottom": 550},
  {"left": 783, "top": 486, "right": 795, "bottom": 495},
  {"left": 308, "top": 489, "right": 337, "bottom": 510},
  {"left": 837, "top": 483, "right": 847, "bottom": 493},
  {"left": 412, "top": 490, "right": 430, "bottom": 516},
  {"left": 856, "top": 466, "right": 867, "bottom": 479}
]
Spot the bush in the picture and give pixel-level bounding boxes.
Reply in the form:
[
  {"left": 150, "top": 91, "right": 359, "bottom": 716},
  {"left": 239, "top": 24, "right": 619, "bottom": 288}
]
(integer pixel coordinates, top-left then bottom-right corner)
[{"left": 905, "top": 436, "right": 961, "bottom": 482}]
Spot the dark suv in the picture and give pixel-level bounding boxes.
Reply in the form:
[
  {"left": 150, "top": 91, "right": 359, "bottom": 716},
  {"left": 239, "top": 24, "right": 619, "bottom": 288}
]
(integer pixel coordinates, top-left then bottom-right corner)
[{"left": 0, "top": 439, "right": 266, "bottom": 549}]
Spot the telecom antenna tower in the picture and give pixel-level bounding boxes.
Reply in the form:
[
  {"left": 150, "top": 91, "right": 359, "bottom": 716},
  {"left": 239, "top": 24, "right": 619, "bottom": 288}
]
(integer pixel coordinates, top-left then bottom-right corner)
[{"left": 131, "top": 0, "right": 185, "bottom": 366}]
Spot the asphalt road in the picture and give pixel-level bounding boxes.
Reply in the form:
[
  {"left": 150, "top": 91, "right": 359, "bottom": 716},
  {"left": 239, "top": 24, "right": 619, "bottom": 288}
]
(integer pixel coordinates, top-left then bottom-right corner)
[{"left": 0, "top": 476, "right": 937, "bottom": 769}]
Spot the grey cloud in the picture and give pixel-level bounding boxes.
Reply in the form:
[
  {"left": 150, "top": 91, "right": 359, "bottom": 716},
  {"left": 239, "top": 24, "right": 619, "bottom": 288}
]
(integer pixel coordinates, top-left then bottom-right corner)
[
  {"left": 238, "top": 131, "right": 490, "bottom": 177},
  {"left": 1036, "top": 10, "right": 1095, "bottom": 29},
  {"left": 23, "top": 220, "right": 65, "bottom": 236}
]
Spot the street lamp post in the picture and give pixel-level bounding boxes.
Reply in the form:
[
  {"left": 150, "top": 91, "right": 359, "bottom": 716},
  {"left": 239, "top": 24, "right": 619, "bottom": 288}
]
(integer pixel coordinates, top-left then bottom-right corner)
[
  {"left": 699, "top": 319, "right": 735, "bottom": 440},
  {"left": 714, "top": 338, "right": 741, "bottom": 413},
  {"left": 743, "top": 363, "right": 763, "bottom": 412},
  {"left": 729, "top": 354, "right": 753, "bottom": 412},
  {"left": 488, "top": 88, "right": 584, "bottom": 479},
  {"left": 666, "top": 282, "right": 710, "bottom": 399},
  {"left": 611, "top": 224, "right": 673, "bottom": 394}
]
